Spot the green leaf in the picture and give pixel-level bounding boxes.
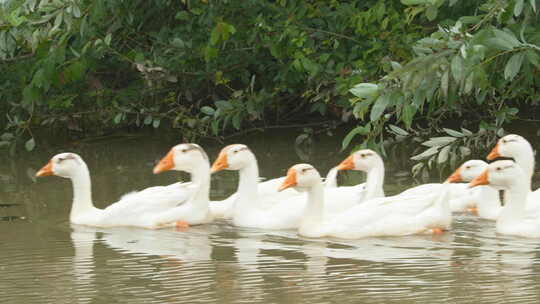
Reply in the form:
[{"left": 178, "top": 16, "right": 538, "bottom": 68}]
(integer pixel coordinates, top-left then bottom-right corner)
[
  {"left": 1, "top": 133, "right": 14, "bottom": 141},
  {"left": 391, "top": 61, "right": 403, "bottom": 71},
  {"left": 51, "top": 11, "right": 63, "bottom": 33},
  {"left": 204, "top": 46, "right": 218, "bottom": 62},
  {"left": 425, "top": 5, "right": 438, "bottom": 21},
  {"left": 352, "top": 101, "right": 371, "bottom": 120},
  {"left": 152, "top": 118, "right": 161, "bottom": 128},
  {"left": 514, "top": 0, "right": 524, "bottom": 16},
  {"left": 437, "top": 145, "right": 451, "bottom": 164},
  {"left": 401, "top": 104, "right": 416, "bottom": 128},
  {"left": 526, "top": 50, "right": 540, "bottom": 70},
  {"left": 459, "top": 146, "right": 471, "bottom": 157},
  {"left": 388, "top": 124, "right": 409, "bottom": 136},
  {"left": 443, "top": 128, "right": 464, "bottom": 137},
  {"left": 72, "top": 4, "right": 81, "bottom": 18},
  {"left": 401, "top": 0, "right": 431, "bottom": 5},
  {"left": 440, "top": 70, "right": 449, "bottom": 98},
  {"left": 215, "top": 100, "right": 233, "bottom": 111},
  {"left": 349, "top": 83, "right": 379, "bottom": 100},
  {"left": 175, "top": 11, "right": 189, "bottom": 20},
  {"left": 451, "top": 55, "right": 464, "bottom": 83},
  {"left": 201, "top": 106, "right": 215, "bottom": 115},
  {"left": 531, "top": 0, "right": 537, "bottom": 12},
  {"left": 411, "top": 146, "right": 439, "bottom": 161},
  {"left": 64, "top": 61, "right": 87, "bottom": 83},
  {"left": 22, "top": 85, "right": 40, "bottom": 104},
  {"left": 504, "top": 52, "right": 524, "bottom": 81},
  {"left": 464, "top": 73, "right": 473, "bottom": 94},
  {"left": 411, "top": 162, "right": 424, "bottom": 177},
  {"left": 370, "top": 94, "right": 391, "bottom": 122},
  {"left": 461, "top": 128, "right": 473, "bottom": 136},
  {"left": 232, "top": 113, "right": 241, "bottom": 130},
  {"left": 104, "top": 33, "right": 112, "bottom": 46},
  {"left": 422, "top": 136, "right": 456, "bottom": 147},
  {"left": 144, "top": 115, "right": 153, "bottom": 125},
  {"left": 342, "top": 125, "right": 369, "bottom": 150},
  {"left": 210, "top": 27, "right": 220, "bottom": 45},
  {"left": 25, "top": 138, "right": 35, "bottom": 152},
  {"left": 491, "top": 29, "right": 520, "bottom": 50},
  {"left": 113, "top": 113, "right": 123, "bottom": 124}
]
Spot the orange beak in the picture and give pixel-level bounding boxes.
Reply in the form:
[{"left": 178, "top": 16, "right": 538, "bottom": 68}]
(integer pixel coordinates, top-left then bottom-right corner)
[
  {"left": 153, "top": 149, "right": 175, "bottom": 174},
  {"left": 445, "top": 167, "right": 462, "bottom": 183},
  {"left": 469, "top": 170, "right": 489, "bottom": 188},
  {"left": 36, "top": 160, "right": 54, "bottom": 177},
  {"left": 337, "top": 155, "right": 355, "bottom": 171},
  {"left": 211, "top": 149, "right": 229, "bottom": 173},
  {"left": 487, "top": 142, "right": 501, "bottom": 160},
  {"left": 278, "top": 168, "right": 297, "bottom": 191}
]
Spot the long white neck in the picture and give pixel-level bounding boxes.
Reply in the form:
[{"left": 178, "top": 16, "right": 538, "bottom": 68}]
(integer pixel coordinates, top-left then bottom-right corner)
[
  {"left": 69, "top": 165, "right": 96, "bottom": 221},
  {"left": 498, "top": 179, "right": 530, "bottom": 225},
  {"left": 475, "top": 186, "right": 501, "bottom": 219},
  {"left": 234, "top": 157, "right": 261, "bottom": 213},
  {"left": 189, "top": 161, "right": 211, "bottom": 211},
  {"left": 514, "top": 151, "right": 534, "bottom": 184},
  {"left": 364, "top": 160, "right": 385, "bottom": 200},
  {"left": 299, "top": 182, "right": 325, "bottom": 237}
]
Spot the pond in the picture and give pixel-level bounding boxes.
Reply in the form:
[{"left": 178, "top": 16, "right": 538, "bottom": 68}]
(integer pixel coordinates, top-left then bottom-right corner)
[{"left": 2, "top": 128, "right": 540, "bottom": 303}]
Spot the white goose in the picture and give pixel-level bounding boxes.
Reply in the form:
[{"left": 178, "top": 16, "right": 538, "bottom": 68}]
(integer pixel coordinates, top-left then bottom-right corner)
[
  {"left": 488, "top": 134, "right": 535, "bottom": 180},
  {"left": 446, "top": 160, "right": 502, "bottom": 220},
  {"left": 469, "top": 160, "right": 540, "bottom": 238},
  {"left": 331, "top": 149, "right": 385, "bottom": 201},
  {"left": 154, "top": 143, "right": 282, "bottom": 222},
  {"left": 279, "top": 164, "right": 452, "bottom": 239},
  {"left": 487, "top": 134, "right": 540, "bottom": 211},
  {"left": 36, "top": 148, "right": 209, "bottom": 228},
  {"left": 210, "top": 144, "right": 360, "bottom": 229},
  {"left": 336, "top": 149, "right": 470, "bottom": 208}
]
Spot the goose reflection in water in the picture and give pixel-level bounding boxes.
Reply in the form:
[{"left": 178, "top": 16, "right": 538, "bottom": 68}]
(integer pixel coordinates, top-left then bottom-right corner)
[
  {"left": 70, "top": 225, "right": 98, "bottom": 304},
  {"left": 101, "top": 226, "right": 215, "bottom": 262}
]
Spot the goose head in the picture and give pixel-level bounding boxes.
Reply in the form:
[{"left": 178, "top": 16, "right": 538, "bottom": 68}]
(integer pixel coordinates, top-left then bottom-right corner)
[
  {"left": 211, "top": 144, "right": 255, "bottom": 173},
  {"left": 278, "top": 164, "right": 321, "bottom": 192},
  {"left": 36, "top": 153, "right": 87, "bottom": 179},
  {"left": 487, "top": 134, "right": 533, "bottom": 161},
  {"left": 336, "top": 149, "right": 383, "bottom": 172},
  {"left": 153, "top": 143, "right": 209, "bottom": 174},
  {"left": 445, "top": 160, "right": 488, "bottom": 183},
  {"left": 469, "top": 160, "right": 523, "bottom": 189}
]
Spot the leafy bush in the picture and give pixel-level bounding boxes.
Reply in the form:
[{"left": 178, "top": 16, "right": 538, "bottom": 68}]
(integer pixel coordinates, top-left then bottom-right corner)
[
  {"left": 344, "top": 0, "right": 540, "bottom": 174},
  {"left": 1, "top": 0, "right": 422, "bottom": 153}
]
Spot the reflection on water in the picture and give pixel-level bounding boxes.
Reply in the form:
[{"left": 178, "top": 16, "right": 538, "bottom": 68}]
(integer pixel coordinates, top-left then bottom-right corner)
[{"left": 2, "top": 129, "right": 540, "bottom": 303}]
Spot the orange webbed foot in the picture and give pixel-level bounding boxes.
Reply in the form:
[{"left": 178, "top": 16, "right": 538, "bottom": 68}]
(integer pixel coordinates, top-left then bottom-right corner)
[
  {"left": 431, "top": 228, "right": 445, "bottom": 235},
  {"left": 175, "top": 220, "right": 190, "bottom": 231},
  {"left": 467, "top": 207, "right": 478, "bottom": 215}
]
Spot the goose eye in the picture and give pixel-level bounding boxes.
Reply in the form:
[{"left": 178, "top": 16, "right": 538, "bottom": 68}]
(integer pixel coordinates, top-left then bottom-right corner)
[
  {"left": 181, "top": 149, "right": 187, "bottom": 153},
  {"left": 465, "top": 166, "right": 471, "bottom": 169},
  {"left": 360, "top": 154, "right": 365, "bottom": 158},
  {"left": 496, "top": 167, "right": 501, "bottom": 171}
]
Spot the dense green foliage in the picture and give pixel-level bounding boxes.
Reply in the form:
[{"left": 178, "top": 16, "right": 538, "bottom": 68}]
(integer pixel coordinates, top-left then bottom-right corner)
[
  {"left": 0, "top": 0, "right": 421, "bottom": 153},
  {"left": 347, "top": 0, "right": 540, "bottom": 175},
  {"left": 1, "top": 0, "right": 539, "bottom": 174}
]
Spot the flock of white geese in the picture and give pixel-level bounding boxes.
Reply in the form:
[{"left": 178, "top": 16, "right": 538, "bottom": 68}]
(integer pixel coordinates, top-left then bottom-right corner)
[{"left": 34, "top": 134, "right": 540, "bottom": 238}]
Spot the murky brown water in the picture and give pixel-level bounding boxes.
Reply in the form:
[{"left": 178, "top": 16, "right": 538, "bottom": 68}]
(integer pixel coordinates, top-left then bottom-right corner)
[{"left": 2, "top": 128, "right": 540, "bottom": 303}]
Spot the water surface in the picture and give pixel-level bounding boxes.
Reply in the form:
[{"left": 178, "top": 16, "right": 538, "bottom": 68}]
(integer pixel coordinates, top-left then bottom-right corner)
[{"left": 2, "top": 129, "right": 540, "bottom": 303}]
